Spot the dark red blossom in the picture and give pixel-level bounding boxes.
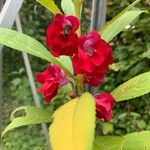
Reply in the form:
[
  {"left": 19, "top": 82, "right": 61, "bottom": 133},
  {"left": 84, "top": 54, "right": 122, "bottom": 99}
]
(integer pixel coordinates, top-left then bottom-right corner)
[
  {"left": 95, "top": 92, "right": 116, "bottom": 121},
  {"left": 36, "top": 64, "right": 68, "bottom": 103},
  {"left": 72, "top": 31, "right": 113, "bottom": 86},
  {"left": 46, "top": 14, "right": 79, "bottom": 57}
]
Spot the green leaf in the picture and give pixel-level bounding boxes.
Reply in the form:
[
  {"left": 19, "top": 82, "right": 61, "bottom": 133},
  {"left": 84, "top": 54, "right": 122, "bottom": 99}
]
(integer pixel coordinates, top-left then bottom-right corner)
[
  {"left": 123, "top": 131, "right": 150, "bottom": 150},
  {"left": 36, "top": 0, "right": 75, "bottom": 15},
  {"left": 61, "top": 0, "right": 75, "bottom": 15},
  {"left": 93, "top": 131, "right": 150, "bottom": 150},
  {"left": 100, "top": 0, "right": 145, "bottom": 42},
  {"left": 111, "top": 71, "right": 150, "bottom": 102},
  {"left": 101, "top": 122, "right": 114, "bottom": 135},
  {"left": 36, "top": 0, "right": 61, "bottom": 14},
  {"left": 0, "top": 28, "right": 73, "bottom": 77},
  {"left": 1, "top": 106, "right": 52, "bottom": 137},
  {"left": 0, "top": 28, "right": 57, "bottom": 64},
  {"left": 93, "top": 136, "right": 125, "bottom": 150},
  {"left": 59, "top": 56, "right": 74, "bottom": 74},
  {"left": 49, "top": 92, "right": 96, "bottom": 150}
]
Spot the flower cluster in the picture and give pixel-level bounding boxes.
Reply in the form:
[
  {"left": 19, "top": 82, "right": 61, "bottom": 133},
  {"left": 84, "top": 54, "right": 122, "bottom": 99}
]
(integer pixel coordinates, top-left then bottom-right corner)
[{"left": 36, "top": 14, "right": 116, "bottom": 121}]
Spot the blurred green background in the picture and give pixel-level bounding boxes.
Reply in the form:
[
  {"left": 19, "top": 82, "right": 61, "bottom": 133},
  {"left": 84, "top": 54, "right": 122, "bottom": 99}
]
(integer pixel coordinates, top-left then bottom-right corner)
[{"left": 1, "top": 0, "right": 150, "bottom": 149}]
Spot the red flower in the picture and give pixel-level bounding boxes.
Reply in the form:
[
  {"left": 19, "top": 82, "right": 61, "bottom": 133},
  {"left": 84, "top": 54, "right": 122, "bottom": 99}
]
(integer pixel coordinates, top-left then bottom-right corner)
[
  {"left": 36, "top": 64, "right": 68, "bottom": 103},
  {"left": 95, "top": 92, "right": 116, "bottom": 121},
  {"left": 46, "top": 14, "right": 79, "bottom": 57},
  {"left": 72, "top": 31, "right": 113, "bottom": 86}
]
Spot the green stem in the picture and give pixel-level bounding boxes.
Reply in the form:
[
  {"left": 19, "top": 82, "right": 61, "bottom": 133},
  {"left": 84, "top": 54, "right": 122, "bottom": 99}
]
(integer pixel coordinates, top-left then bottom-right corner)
[{"left": 76, "top": 74, "right": 84, "bottom": 95}]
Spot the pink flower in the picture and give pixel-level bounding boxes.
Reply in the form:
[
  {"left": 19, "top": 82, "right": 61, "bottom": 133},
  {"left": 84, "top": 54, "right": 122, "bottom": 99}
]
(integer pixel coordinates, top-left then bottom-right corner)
[
  {"left": 95, "top": 92, "right": 116, "bottom": 121},
  {"left": 72, "top": 31, "right": 113, "bottom": 86},
  {"left": 46, "top": 14, "right": 79, "bottom": 57},
  {"left": 36, "top": 64, "right": 68, "bottom": 103}
]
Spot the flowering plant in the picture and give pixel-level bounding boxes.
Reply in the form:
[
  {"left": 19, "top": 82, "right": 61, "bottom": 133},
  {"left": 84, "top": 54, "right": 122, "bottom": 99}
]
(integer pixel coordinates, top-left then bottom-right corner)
[{"left": 1, "top": 0, "right": 150, "bottom": 149}]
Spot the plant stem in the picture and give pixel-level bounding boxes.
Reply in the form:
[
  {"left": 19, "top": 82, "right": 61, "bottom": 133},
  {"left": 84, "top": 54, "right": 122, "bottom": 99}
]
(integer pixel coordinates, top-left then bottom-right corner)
[{"left": 76, "top": 74, "right": 84, "bottom": 95}]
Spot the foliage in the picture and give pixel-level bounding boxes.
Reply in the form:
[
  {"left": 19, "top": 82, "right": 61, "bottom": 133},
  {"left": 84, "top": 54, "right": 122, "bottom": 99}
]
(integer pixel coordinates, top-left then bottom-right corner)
[
  {"left": 36, "top": 0, "right": 61, "bottom": 14},
  {"left": 1, "top": 106, "right": 52, "bottom": 137},
  {"left": 101, "top": 0, "right": 150, "bottom": 136},
  {"left": 1, "top": 0, "right": 150, "bottom": 149},
  {"left": 93, "top": 131, "right": 150, "bottom": 150},
  {"left": 50, "top": 93, "right": 95, "bottom": 150},
  {"left": 2, "top": 127, "right": 47, "bottom": 150},
  {"left": 0, "top": 28, "right": 73, "bottom": 77},
  {"left": 111, "top": 71, "right": 150, "bottom": 101},
  {"left": 100, "top": 0, "right": 145, "bottom": 42}
]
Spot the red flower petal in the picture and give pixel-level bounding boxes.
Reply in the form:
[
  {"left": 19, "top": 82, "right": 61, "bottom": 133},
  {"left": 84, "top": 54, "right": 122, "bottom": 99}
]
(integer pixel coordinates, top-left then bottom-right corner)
[
  {"left": 95, "top": 92, "right": 116, "bottom": 121},
  {"left": 66, "top": 16, "right": 79, "bottom": 31},
  {"left": 36, "top": 64, "right": 68, "bottom": 103},
  {"left": 72, "top": 31, "right": 113, "bottom": 87},
  {"left": 46, "top": 14, "right": 79, "bottom": 57}
]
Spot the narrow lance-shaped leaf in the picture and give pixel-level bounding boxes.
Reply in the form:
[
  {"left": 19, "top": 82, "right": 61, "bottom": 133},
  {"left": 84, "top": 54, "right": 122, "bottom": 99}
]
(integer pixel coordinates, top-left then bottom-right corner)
[
  {"left": 49, "top": 92, "right": 96, "bottom": 150},
  {"left": 1, "top": 106, "right": 52, "bottom": 137},
  {"left": 36, "top": 0, "right": 61, "bottom": 14},
  {"left": 100, "top": 0, "right": 146, "bottom": 42},
  {"left": 0, "top": 28, "right": 74, "bottom": 77},
  {"left": 102, "top": 0, "right": 141, "bottom": 30},
  {"left": 111, "top": 71, "right": 150, "bottom": 102}
]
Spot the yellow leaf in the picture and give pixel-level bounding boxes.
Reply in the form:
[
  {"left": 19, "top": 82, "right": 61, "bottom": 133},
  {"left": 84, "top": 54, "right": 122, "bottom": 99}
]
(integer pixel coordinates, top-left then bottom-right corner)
[
  {"left": 36, "top": 0, "right": 61, "bottom": 14},
  {"left": 49, "top": 92, "right": 96, "bottom": 150}
]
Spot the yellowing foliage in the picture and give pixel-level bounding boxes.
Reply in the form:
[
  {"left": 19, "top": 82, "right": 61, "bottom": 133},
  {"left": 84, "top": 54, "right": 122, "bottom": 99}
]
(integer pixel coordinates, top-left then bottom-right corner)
[
  {"left": 36, "top": 0, "right": 61, "bottom": 14},
  {"left": 49, "top": 92, "right": 96, "bottom": 150}
]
